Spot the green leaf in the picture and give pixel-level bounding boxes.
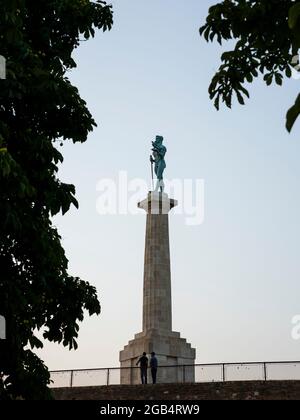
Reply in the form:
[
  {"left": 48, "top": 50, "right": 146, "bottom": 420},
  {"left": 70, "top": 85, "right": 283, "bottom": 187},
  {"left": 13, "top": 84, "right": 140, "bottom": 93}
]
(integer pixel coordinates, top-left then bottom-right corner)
[
  {"left": 289, "top": 4, "right": 300, "bottom": 29},
  {"left": 71, "top": 196, "right": 79, "bottom": 210},
  {"left": 275, "top": 73, "right": 283, "bottom": 86},
  {"left": 285, "top": 66, "right": 292, "bottom": 78},
  {"left": 246, "top": 73, "right": 253, "bottom": 83},
  {"left": 214, "top": 95, "right": 220, "bottom": 111},
  {"left": 286, "top": 93, "right": 300, "bottom": 132},
  {"left": 264, "top": 73, "right": 273, "bottom": 86},
  {"left": 236, "top": 91, "right": 245, "bottom": 105}
]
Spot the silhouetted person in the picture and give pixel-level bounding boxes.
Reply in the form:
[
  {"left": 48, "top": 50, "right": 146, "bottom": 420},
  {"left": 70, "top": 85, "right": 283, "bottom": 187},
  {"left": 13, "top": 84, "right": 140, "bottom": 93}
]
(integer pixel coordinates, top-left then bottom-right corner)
[
  {"left": 150, "top": 352, "right": 158, "bottom": 384},
  {"left": 136, "top": 352, "right": 148, "bottom": 384}
]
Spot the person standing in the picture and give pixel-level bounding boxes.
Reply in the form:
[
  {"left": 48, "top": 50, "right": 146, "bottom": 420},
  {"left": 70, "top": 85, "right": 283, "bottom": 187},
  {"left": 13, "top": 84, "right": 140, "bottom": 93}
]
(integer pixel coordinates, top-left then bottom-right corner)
[
  {"left": 150, "top": 352, "right": 158, "bottom": 384},
  {"left": 136, "top": 352, "right": 148, "bottom": 384}
]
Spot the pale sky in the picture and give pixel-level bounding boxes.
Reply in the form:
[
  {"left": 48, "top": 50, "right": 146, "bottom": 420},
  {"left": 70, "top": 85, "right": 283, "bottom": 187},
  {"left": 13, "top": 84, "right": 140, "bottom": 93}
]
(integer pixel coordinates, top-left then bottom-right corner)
[{"left": 37, "top": 0, "right": 300, "bottom": 371}]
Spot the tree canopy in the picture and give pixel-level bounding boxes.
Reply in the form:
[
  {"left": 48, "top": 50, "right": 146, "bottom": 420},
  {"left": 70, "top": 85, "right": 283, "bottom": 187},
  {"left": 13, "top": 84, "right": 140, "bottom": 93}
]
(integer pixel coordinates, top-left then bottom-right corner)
[
  {"left": 200, "top": 0, "right": 300, "bottom": 132},
  {"left": 0, "top": 0, "right": 113, "bottom": 400}
]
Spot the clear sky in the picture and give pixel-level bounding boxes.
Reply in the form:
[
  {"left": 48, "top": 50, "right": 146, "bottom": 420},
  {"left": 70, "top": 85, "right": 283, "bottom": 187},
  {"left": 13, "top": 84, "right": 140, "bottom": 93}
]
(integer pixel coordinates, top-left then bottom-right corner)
[{"left": 37, "top": 0, "right": 300, "bottom": 371}]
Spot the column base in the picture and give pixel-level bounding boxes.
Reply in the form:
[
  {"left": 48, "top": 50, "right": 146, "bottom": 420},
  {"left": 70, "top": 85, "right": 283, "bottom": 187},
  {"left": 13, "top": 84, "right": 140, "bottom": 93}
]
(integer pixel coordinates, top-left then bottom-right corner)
[{"left": 119, "top": 330, "right": 196, "bottom": 384}]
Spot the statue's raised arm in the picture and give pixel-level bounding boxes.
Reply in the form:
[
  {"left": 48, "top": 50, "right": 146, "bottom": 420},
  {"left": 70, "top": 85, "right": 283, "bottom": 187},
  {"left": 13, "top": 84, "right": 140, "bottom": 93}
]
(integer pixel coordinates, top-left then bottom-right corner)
[{"left": 150, "top": 135, "right": 167, "bottom": 193}]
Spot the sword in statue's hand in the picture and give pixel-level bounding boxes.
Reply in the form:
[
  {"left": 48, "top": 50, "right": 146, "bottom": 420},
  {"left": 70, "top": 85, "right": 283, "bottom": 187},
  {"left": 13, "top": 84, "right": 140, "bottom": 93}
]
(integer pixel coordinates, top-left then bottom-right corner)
[{"left": 150, "top": 155, "right": 154, "bottom": 191}]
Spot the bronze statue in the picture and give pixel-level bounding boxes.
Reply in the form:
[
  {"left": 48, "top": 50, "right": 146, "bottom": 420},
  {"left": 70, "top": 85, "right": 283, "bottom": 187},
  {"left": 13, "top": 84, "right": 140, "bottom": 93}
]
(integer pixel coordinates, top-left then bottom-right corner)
[{"left": 150, "top": 135, "right": 166, "bottom": 193}]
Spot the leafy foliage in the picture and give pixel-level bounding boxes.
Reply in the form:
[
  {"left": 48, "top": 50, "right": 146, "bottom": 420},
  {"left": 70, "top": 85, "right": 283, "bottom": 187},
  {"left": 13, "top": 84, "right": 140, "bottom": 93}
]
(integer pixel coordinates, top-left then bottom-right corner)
[
  {"left": 200, "top": 0, "right": 300, "bottom": 131},
  {"left": 0, "top": 0, "right": 113, "bottom": 400}
]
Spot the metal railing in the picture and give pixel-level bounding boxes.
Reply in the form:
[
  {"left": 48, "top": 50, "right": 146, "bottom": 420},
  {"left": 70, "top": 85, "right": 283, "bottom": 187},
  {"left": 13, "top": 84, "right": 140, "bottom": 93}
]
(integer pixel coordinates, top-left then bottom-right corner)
[{"left": 50, "top": 361, "right": 300, "bottom": 388}]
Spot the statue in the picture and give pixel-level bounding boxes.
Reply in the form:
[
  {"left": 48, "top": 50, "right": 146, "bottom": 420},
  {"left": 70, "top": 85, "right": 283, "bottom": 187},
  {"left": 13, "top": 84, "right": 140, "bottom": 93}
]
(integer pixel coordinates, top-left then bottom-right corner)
[{"left": 150, "top": 135, "right": 167, "bottom": 193}]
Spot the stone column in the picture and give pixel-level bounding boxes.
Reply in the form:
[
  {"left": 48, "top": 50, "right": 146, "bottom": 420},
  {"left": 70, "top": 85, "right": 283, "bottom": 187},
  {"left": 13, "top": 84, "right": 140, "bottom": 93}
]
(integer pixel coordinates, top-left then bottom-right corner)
[
  {"left": 120, "top": 192, "right": 196, "bottom": 384},
  {"left": 139, "top": 192, "right": 176, "bottom": 333}
]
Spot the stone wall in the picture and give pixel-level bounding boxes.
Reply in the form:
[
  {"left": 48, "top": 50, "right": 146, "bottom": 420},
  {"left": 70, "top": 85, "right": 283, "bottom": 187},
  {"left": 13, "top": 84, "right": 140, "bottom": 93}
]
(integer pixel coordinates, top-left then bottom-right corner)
[{"left": 53, "top": 381, "right": 300, "bottom": 400}]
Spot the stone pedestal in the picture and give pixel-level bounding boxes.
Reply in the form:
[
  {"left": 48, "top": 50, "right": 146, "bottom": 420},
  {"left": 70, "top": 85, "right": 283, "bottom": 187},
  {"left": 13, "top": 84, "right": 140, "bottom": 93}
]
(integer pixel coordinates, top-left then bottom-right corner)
[{"left": 120, "top": 192, "right": 195, "bottom": 384}]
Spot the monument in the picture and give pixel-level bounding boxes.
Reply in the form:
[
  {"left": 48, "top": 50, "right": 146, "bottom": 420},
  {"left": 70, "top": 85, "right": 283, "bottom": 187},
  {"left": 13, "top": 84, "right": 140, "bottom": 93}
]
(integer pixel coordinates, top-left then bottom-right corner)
[{"left": 120, "top": 136, "right": 196, "bottom": 384}]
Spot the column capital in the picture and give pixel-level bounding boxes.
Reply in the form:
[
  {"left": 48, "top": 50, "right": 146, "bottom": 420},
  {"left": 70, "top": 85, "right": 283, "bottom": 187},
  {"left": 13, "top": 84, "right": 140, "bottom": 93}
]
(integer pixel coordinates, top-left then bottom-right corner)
[{"left": 138, "top": 192, "right": 178, "bottom": 215}]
